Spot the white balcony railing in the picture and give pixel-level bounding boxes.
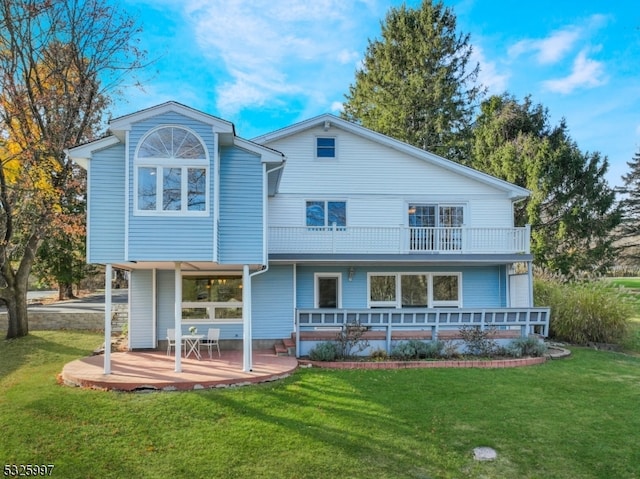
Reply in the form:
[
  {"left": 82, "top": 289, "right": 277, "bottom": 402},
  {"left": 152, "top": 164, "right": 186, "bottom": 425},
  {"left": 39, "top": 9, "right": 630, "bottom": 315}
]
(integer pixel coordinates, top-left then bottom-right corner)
[{"left": 269, "top": 225, "right": 530, "bottom": 255}]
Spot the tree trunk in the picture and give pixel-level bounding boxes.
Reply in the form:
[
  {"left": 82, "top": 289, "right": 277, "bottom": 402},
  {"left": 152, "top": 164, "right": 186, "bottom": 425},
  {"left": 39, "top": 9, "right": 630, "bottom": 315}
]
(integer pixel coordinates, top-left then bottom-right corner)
[{"left": 4, "top": 286, "right": 29, "bottom": 339}]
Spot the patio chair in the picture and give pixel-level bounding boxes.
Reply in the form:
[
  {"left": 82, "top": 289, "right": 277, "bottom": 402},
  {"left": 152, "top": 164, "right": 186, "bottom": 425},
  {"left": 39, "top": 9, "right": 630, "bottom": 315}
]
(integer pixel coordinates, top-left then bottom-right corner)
[
  {"left": 202, "top": 328, "right": 221, "bottom": 359},
  {"left": 166, "top": 328, "right": 185, "bottom": 356}
]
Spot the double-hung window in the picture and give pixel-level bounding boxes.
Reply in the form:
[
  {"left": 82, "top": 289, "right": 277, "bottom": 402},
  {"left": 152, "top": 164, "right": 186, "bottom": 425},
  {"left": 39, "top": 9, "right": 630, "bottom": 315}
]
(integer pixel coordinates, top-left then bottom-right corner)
[
  {"left": 136, "top": 126, "right": 208, "bottom": 215},
  {"left": 306, "top": 200, "right": 346, "bottom": 229},
  {"left": 368, "top": 272, "right": 461, "bottom": 308}
]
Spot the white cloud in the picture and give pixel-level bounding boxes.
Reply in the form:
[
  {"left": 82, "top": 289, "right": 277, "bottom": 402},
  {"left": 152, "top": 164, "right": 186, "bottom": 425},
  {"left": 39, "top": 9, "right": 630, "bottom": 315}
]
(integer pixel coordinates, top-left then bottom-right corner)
[
  {"left": 331, "top": 101, "right": 344, "bottom": 113},
  {"left": 542, "top": 49, "right": 607, "bottom": 94},
  {"left": 470, "top": 45, "right": 509, "bottom": 94},
  {"left": 176, "top": 0, "right": 375, "bottom": 115},
  {"left": 509, "top": 27, "right": 580, "bottom": 65},
  {"left": 508, "top": 14, "right": 608, "bottom": 65}
]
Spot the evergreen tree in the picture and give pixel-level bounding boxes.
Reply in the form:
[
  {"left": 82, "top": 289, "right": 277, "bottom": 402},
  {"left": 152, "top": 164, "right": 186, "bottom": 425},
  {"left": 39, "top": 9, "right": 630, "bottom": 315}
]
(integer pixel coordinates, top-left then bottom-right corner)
[
  {"left": 617, "top": 150, "right": 640, "bottom": 265},
  {"left": 471, "top": 94, "right": 621, "bottom": 276},
  {"left": 342, "top": 0, "right": 483, "bottom": 163}
]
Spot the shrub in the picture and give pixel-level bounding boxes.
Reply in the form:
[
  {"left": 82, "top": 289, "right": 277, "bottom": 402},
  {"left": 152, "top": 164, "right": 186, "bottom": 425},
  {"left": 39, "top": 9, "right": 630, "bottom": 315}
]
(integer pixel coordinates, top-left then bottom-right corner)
[
  {"left": 535, "top": 278, "right": 633, "bottom": 345},
  {"left": 423, "top": 340, "right": 445, "bottom": 359},
  {"left": 335, "top": 321, "right": 370, "bottom": 358},
  {"left": 308, "top": 342, "right": 338, "bottom": 361},
  {"left": 390, "top": 341, "right": 417, "bottom": 360},
  {"left": 459, "top": 325, "right": 498, "bottom": 357},
  {"left": 506, "top": 337, "right": 548, "bottom": 358},
  {"left": 370, "top": 348, "right": 388, "bottom": 361}
]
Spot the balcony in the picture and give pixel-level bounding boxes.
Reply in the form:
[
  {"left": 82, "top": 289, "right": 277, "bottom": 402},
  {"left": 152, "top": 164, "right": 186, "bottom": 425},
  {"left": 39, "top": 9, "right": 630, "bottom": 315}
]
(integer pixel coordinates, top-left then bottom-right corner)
[{"left": 269, "top": 225, "right": 531, "bottom": 255}]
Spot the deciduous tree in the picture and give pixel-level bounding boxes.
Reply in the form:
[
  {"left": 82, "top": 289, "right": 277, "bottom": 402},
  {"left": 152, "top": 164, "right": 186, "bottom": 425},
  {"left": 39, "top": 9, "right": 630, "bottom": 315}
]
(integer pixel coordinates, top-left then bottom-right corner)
[{"left": 0, "top": 0, "right": 145, "bottom": 338}]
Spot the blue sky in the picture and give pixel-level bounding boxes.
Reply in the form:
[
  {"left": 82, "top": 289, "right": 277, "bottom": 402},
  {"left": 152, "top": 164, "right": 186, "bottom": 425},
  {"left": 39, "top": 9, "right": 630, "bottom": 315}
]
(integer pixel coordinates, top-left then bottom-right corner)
[{"left": 113, "top": 0, "right": 640, "bottom": 187}]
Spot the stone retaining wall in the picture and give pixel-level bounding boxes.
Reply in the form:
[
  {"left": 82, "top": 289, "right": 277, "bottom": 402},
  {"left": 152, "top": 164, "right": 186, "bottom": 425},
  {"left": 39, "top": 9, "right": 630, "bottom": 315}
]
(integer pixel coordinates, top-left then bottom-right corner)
[{"left": 0, "top": 312, "right": 106, "bottom": 332}]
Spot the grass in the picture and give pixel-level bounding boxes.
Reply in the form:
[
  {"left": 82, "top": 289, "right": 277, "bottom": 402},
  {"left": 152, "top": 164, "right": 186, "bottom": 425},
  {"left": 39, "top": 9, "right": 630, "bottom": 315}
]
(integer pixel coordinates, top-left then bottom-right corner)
[{"left": 2, "top": 331, "right": 640, "bottom": 479}]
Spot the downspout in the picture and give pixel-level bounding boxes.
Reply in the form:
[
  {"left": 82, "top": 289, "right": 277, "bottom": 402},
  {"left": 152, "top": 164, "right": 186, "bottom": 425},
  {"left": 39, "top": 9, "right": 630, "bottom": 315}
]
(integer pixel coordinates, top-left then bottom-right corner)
[{"left": 242, "top": 161, "right": 285, "bottom": 372}]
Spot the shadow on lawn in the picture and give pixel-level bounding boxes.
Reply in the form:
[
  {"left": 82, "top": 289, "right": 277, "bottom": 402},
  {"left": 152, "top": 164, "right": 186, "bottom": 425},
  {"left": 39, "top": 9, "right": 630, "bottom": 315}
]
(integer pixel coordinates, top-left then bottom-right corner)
[
  {"left": 0, "top": 331, "right": 98, "bottom": 380},
  {"left": 199, "top": 371, "right": 465, "bottom": 477}
]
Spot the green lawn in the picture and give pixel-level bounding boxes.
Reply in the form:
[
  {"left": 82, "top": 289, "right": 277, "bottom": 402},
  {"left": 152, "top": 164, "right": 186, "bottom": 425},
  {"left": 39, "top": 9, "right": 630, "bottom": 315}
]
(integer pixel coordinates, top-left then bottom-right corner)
[{"left": 2, "top": 331, "right": 640, "bottom": 479}]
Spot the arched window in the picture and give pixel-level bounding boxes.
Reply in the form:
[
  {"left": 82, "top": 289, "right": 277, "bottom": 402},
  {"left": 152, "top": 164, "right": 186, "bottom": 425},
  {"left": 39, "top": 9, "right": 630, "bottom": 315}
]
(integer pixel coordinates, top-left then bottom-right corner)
[{"left": 135, "top": 126, "right": 208, "bottom": 214}]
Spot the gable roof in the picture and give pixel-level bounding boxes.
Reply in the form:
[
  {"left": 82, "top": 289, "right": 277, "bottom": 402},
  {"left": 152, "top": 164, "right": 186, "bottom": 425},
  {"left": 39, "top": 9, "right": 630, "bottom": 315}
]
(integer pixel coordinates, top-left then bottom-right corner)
[
  {"left": 109, "top": 101, "right": 235, "bottom": 143},
  {"left": 253, "top": 113, "right": 530, "bottom": 200}
]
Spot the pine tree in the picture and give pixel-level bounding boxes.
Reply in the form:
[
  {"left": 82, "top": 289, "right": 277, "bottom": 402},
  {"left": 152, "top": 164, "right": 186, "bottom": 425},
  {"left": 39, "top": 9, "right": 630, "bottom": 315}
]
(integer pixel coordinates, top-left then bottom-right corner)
[
  {"left": 618, "top": 150, "right": 640, "bottom": 266},
  {"left": 342, "top": 0, "right": 483, "bottom": 163},
  {"left": 471, "top": 94, "right": 621, "bottom": 276}
]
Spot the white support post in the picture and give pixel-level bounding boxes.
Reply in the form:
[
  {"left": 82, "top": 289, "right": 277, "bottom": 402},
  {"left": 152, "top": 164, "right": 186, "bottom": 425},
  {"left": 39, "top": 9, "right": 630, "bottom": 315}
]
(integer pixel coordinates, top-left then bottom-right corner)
[
  {"left": 174, "top": 262, "right": 182, "bottom": 373},
  {"left": 104, "top": 264, "right": 112, "bottom": 375},
  {"left": 242, "top": 264, "right": 252, "bottom": 372}
]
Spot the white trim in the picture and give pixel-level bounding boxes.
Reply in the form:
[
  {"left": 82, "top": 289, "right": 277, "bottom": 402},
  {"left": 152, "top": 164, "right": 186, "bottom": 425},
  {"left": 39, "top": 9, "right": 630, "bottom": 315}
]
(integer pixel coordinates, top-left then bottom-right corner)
[
  {"left": 314, "top": 272, "right": 343, "bottom": 308},
  {"left": 304, "top": 199, "right": 347, "bottom": 227},
  {"left": 213, "top": 132, "right": 220, "bottom": 262},
  {"left": 124, "top": 130, "right": 130, "bottom": 261},
  {"left": 242, "top": 265, "right": 252, "bottom": 372},
  {"left": 367, "top": 271, "right": 463, "bottom": 308},
  {"left": 314, "top": 135, "right": 337, "bottom": 160},
  {"left": 174, "top": 262, "right": 182, "bottom": 373},
  {"left": 133, "top": 125, "right": 210, "bottom": 216},
  {"left": 104, "top": 264, "right": 112, "bottom": 375},
  {"left": 65, "top": 135, "right": 121, "bottom": 169},
  {"left": 86, "top": 159, "right": 92, "bottom": 263},
  {"left": 152, "top": 268, "right": 157, "bottom": 348},
  {"left": 109, "top": 101, "right": 235, "bottom": 134}
]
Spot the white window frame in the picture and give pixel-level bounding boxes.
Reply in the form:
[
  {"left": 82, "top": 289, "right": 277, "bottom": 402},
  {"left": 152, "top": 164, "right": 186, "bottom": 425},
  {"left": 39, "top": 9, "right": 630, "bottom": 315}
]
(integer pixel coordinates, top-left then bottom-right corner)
[
  {"left": 314, "top": 273, "right": 342, "bottom": 308},
  {"left": 407, "top": 202, "right": 466, "bottom": 227},
  {"left": 305, "top": 200, "right": 347, "bottom": 228},
  {"left": 134, "top": 125, "right": 210, "bottom": 216},
  {"left": 181, "top": 273, "right": 243, "bottom": 323},
  {"left": 315, "top": 136, "right": 337, "bottom": 159},
  {"left": 367, "top": 272, "right": 462, "bottom": 308}
]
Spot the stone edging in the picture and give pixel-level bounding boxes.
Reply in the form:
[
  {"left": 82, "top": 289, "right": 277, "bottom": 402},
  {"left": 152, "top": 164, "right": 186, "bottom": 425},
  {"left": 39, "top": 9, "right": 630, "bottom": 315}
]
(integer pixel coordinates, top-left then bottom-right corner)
[{"left": 298, "top": 356, "right": 547, "bottom": 370}]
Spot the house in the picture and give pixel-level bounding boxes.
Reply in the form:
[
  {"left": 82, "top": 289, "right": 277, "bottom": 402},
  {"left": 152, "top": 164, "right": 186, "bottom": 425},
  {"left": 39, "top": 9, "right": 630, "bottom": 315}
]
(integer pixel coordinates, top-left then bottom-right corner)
[{"left": 67, "top": 101, "right": 549, "bottom": 374}]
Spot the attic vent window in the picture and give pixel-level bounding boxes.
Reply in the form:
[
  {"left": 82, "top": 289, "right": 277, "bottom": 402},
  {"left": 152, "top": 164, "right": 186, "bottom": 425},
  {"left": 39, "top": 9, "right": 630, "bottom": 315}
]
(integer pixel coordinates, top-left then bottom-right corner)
[
  {"left": 135, "top": 126, "right": 209, "bottom": 215},
  {"left": 316, "top": 137, "right": 335, "bottom": 158}
]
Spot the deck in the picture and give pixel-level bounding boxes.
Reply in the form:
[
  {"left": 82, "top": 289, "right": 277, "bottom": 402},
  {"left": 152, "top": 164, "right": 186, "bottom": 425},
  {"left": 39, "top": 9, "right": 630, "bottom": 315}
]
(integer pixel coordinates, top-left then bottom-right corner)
[{"left": 60, "top": 350, "right": 298, "bottom": 392}]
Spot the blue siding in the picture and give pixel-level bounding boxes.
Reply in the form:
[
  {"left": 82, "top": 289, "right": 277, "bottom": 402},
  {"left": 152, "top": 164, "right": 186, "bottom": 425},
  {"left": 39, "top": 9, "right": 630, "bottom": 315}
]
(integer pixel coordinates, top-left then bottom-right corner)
[
  {"left": 88, "top": 144, "right": 125, "bottom": 263},
  {"left": 127, "top": 112, "right": 215, "bottom": 261},
  {"left": 218, "top": 146, "right": 264, "bottom": 264},
  {"left": 296, "top": 265, "right": 505, "bottom": 309},
  {"left": 129, "top": 270, "right": 154, "bottom": 348},
  {"left": 252, "top": 266, "right": 295, "bottom": 339},
  {"left": 463, "top": 265, "right": 507, "bottom": 307},
  {"left": 156, "top": 270, "right": 175, "bottom": 342}
]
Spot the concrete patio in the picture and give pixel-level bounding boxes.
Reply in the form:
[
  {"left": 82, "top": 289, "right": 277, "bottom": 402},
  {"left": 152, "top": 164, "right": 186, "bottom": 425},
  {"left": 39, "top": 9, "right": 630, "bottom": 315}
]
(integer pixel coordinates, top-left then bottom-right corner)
[{"left": 60, "top": 350, "right": 298, "bottom": 392}]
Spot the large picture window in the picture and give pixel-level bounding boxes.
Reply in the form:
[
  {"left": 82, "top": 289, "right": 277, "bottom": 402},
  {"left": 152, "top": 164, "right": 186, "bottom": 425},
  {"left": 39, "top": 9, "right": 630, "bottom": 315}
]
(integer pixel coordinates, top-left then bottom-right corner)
[
  {"left": 182, "top": 275, "right": 242, "bottom": 322},
  {"left": 135, "top": 126, "right": 208, "bottom": 214},
  {"left": 368, "top": 273, "right": 461, "bottom": 308}
]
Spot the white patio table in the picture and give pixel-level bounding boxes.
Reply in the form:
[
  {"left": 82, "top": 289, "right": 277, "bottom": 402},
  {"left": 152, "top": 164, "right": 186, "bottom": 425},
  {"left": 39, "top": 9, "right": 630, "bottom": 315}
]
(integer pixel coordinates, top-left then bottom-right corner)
[{"left": 182, "top": 334, "right": 205, "bottom": 360}]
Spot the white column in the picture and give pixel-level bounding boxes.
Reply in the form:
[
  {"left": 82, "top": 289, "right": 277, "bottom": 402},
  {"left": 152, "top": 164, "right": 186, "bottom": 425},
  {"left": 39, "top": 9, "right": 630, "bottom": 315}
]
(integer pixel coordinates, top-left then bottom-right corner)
[
  {"left": 174, "top": 262, "right": 182, "bottom": 373},
  {"left": 242, "top": 264, "right": 252, "bottom": 372},
  {"left": 527, "top": 260, "right": 534, "bottom": 307},
  {"left": 104, "top": 264, "right": 112, "bottom": 375}
]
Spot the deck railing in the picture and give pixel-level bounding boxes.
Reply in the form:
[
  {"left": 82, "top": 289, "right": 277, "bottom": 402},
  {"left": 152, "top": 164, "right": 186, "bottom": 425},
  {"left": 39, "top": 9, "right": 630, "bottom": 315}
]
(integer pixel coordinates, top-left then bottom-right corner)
[
  {"left": 269, "top": 225, "right": 530, "bottom": 255},
  {"left": 295, "top": 307, "right": 550, "bottom": 355}
]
